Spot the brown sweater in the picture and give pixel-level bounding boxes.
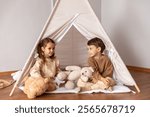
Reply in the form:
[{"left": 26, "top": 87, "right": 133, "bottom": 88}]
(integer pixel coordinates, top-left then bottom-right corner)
[{"left": 88, "top": 54, "right": 113, "bottom": 83}]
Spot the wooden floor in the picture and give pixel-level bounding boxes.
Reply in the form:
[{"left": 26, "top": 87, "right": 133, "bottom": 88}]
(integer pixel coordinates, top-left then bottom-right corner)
[{"left": 0, "top": 70, "right": 150, "bottom": 100}]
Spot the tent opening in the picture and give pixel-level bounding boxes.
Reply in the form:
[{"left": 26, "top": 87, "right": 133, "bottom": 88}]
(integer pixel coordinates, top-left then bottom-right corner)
[{"left": 56, "top": 26, "right": 88, "bottom": 68}]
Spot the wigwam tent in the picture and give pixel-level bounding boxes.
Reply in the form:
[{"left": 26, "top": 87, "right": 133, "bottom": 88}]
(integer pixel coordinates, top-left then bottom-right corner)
[{"left": 10, "top": 0, "right": 140, "bottom": 96}]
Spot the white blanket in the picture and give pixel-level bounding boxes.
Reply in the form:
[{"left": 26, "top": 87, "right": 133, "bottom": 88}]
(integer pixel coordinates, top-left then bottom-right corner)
[
  {"left": 45, "top": 84, "right": 133, "bottom": 94},
  {"left": 12, "top": 71, "right": 134, "bottom": 94}
]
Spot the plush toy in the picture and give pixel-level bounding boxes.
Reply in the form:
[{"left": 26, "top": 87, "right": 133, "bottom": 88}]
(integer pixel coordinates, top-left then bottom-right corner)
[
  {"left": 77, "top": 67, "right": 93, "bottom": 91},
  {"left": 64, "top": 66, "right": 81, "bottom": 89},
  {"left": 77, "top": 67, "right": 115, "bottom": 91},
  {"left": 23, "top": 77, "right": 56, "bottom": 99},
  {"left": 65, "top": 80, "right": 76, "bottom": 89},
  {"left": 55, "top": 71, "right": 68, "bottom": 88},
  {"left": 65, "top": 66, "right": 81, "bottom": 71},
  {"left": 57, "top": 71, "right": 68, "bottom": 81}
]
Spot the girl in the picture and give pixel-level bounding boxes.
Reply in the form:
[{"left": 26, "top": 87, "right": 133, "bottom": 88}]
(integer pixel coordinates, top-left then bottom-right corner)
[{"left": 24, "top": 38, "right": 60, "bottom": 98}]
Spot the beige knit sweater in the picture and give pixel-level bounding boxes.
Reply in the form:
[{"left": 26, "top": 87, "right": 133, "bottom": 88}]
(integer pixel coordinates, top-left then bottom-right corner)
[{"left": 30, "top": 57, "right": 60, "bottom": 79}]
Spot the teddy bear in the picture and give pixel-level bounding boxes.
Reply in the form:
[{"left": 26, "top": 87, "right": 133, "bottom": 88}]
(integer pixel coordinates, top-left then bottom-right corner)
[
  {"left": 23, "top": 76, "right": 56, "bottom": 99},
  {"left": 77, "top": 67, "right": 115, "bottom": 91},
  {"left": 77, "top": 67, "right": 93, "bottom": 91}
]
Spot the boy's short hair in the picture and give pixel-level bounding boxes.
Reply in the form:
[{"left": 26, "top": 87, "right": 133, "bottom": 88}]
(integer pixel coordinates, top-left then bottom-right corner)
[{"left": 87, "top": 37, "right": 105, "bottom": 53}]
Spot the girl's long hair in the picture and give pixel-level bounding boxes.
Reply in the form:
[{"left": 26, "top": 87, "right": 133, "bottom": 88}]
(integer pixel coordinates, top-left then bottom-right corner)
[{"left": 37, "top": 38, "right": 56, "bottom": 63}]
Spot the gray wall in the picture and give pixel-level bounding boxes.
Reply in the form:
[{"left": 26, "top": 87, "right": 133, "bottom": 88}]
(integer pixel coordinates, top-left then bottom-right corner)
[
  {"left": 0, "top": 0, "right": 52, "bottom": 72},
  {"left": 101, "top": 0, "right": 150, "bottom": 68}
]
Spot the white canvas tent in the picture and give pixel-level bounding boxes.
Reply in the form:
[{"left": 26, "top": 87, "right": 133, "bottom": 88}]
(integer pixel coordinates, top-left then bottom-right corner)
[{"left": 10, "top": 0, "right": 140, "bottom": 96}]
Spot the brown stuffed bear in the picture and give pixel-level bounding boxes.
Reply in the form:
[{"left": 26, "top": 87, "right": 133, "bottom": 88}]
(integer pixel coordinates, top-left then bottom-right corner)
[{"left": 23, "top": 77, "right": 56, "bottom": 99}]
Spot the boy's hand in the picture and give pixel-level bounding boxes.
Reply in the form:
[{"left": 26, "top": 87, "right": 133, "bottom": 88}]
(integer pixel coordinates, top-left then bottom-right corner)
[{"left": 101, "top": 77, "right": 110, "bottom": 86}]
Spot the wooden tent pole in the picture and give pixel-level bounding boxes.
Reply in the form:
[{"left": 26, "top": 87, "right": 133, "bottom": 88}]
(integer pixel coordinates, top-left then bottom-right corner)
[
  {"left": 9, "top": 0, "right": 60, "bottom": 96},
  {"left": 134, "top": 84, "right": 140, "bottom": 93}
]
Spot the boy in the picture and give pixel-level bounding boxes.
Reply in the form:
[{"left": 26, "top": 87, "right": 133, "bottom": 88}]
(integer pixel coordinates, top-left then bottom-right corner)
[{"left": 87, "top": 37, "right": 115, "bottom": 90}]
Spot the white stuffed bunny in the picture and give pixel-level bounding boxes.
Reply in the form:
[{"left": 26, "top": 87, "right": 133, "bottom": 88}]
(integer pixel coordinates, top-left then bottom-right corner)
[{"left": 64, "top": 66, "right": 81, "bottom": 89}]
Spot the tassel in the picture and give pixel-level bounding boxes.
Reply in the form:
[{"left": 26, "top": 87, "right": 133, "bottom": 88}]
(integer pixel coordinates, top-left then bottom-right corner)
[{"left": 0, "top": 79, "right": 15, "bottom": 89}]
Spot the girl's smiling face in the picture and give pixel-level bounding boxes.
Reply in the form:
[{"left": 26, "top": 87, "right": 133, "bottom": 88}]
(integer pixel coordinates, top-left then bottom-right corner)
[{"left": 42, "top": 42, "right": 55, "bottom": 58}]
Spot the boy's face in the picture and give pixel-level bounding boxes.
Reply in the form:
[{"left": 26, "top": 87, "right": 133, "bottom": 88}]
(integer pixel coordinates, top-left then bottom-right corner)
[{"left": 87, "top": 45, "right": 101, "bottom": 57}]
